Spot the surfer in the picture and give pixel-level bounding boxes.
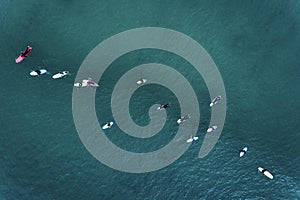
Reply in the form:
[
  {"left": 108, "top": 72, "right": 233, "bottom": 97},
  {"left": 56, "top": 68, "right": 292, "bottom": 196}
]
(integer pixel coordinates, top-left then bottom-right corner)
[
  {"left": 84, "top": 79, "right": 99, "bottom": 87},
  {"left": 162, "top": 103, "right": 170, "bottom": 109},
  {"left": 74, "top": 79, "right": 99, "bottom": 88},
  {"left": 186, "top": 136, "right": 199, "bottom": 143},
  {"left": 258, "top": 167, "right": 274, "bottom": 179},
  {"left": 210, "top": 95, "right": 221, "bottom": 107},
  {"left": 137, "top": 78, "right": 147, "bottom": 85},
  {"left": 207, "top": 125, "right": 217, "bottom": 133},
  {"left": 87, "top": 80, "right": 99, "bottom": 87},
  {"left": 21, "top": 46, "right": 32, "bottom": 57},
  {"left": 239, "top": 147, "right": 248, "bottom": 157},
  {"left": 52, "top": 71, "right": 69, "bottom": 79},
  {"left": 30, "top": 69, "right": 48, "bottom": 76},
  {"left": 16, "top": 46, "right": 32, "bottom": 63},
  {"left": 157, "top": 103, "right": 170, "bottom": 110},
  {"left": 177, "top": 114, "right": 191, "bottom": 124},
  {"left": 102, "top": 122, "right": 114, "bottom": 129}
]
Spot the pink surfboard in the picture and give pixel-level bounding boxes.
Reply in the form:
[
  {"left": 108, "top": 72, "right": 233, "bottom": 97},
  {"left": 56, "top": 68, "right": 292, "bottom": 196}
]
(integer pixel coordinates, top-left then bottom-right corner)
[{"left": 15, "top": 46, "right": 32, "bottom": 63}]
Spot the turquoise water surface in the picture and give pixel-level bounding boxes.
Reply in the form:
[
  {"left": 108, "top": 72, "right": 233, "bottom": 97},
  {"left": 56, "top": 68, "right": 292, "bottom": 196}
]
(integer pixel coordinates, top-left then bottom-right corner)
[{"left": 1, "top": 0, "right": 300, "bottom": 199}]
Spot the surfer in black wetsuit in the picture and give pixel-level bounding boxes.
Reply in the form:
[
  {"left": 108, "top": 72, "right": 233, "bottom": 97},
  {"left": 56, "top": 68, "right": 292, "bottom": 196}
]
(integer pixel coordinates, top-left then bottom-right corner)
[
  {"left": 21, "top": 46, "right": 31, "bottom": 57},
  {"left": 157, "top": 103, "right": 170, "bottom": 110},
  {"left": 35, "top": 70, "right": 41, "bottom": 75},
  {"left": 162, "top": 103, "right": 170, "bottom": 109}
]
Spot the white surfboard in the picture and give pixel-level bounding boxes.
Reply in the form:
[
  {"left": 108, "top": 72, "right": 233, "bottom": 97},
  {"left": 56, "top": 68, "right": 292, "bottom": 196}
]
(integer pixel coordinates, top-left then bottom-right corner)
[
  {"left": 137, "top": 78, "right": 147, "bottom": 85},
  {"left": 74, "top": 82, "right": 81, "bottom": 87},
  {"left": 52, "top": 71, "right": 69, "bottom": 79},
  {"left": 258, "top": 167, "right": 274, "bottom": 179},
  {"left": 207, "top": 125, "right": 217, "bottom": 133},
  {"left": 157, "top": 106, "right": 164, "bottom": 110},
  {"left": 102, "top": 122, "right": 114, "bottom": 130},
  {"left": 186, "top": 136, "right": 199, "bottom": 143},
  {"left": 239, "top": 147, "right": 248, "bottom": 157}
]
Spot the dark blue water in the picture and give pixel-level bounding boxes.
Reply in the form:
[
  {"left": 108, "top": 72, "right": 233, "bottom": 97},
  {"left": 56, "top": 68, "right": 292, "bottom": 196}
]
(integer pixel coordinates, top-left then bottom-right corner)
[{"left": 1, "top": 0, "right": 300, "bottom": 199}]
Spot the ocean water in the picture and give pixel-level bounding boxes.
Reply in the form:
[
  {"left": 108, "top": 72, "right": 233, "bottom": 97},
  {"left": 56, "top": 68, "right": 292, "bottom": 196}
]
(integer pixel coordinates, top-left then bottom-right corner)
[{"left": 1, "top": 0, "right": 300, "bottom": 199}]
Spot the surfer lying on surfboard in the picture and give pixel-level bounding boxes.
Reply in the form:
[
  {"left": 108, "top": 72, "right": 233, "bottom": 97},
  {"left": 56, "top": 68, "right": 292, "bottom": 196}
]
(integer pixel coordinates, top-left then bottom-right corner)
[
  {"left": 21, "top": 46, "right": 32, "bottom": 57},
  {"left": 102, "top": 122, "right": 114, "bottom": 130},
  {"left": 16, "top": 46, "right": 32, "bottom": 63},
  {"left": 210, "top": 96, "right": 221, "bottom": 107},
  {"left": 30, "top": 69, "right": 48, "bottom": 76},
  {"left": 157, "top": 103, "right": 170, "bottom": 110},
  {"left": 239, "top": 147, "right": 248, "bottom": 157},
  {"left": 52, "top": 71, "right": 69, "bottom": 79},
  {"left": 177, "top": 114, "right": 191, "bottom": 125},
  {"left": 137, "top": 78, "right": 147, "bottom": 85},
  {"left": 258, "top": 167, "right": 274, "bottom": 179},
  {"left": 74, "top": 79, "right": 99, "bottom": 88},
  {"left": 186, "top": 136, "right": 199, "bottom": 143},
  {"left": 207, "top": 125, "right": 217, "bottom": 133}
]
